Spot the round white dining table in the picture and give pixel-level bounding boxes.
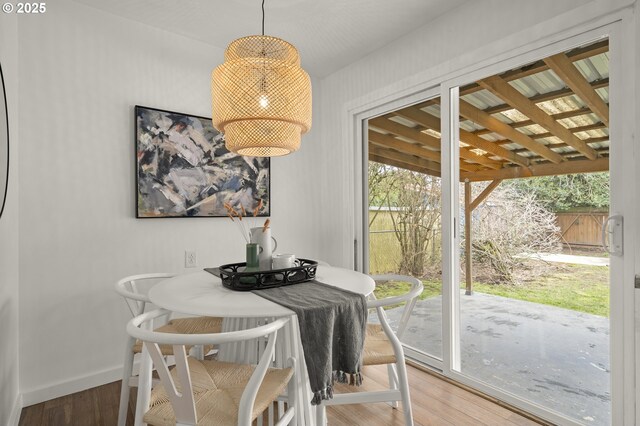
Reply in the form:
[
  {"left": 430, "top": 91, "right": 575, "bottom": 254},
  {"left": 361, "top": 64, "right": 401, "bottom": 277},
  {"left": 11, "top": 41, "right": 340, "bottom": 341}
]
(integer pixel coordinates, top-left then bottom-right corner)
[
  {"left": 148, "top": 265, "right": 375, "bottom": 317},
  {"left": 136, "top": 265, "right": 375, "bottom": 426}
]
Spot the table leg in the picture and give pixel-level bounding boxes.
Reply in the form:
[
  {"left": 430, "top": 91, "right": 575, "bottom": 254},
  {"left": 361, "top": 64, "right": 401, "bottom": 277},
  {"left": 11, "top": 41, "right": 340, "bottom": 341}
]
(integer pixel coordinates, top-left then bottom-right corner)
[{"left": 287, "top": 315, "right": 315, "bottom": 426}]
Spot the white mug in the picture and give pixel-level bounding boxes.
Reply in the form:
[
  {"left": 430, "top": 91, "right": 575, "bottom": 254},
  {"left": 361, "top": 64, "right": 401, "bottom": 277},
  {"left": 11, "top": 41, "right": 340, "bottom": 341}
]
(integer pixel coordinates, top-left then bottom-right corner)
[
  {"left": 272, "top": 253, "right": 295, "bottom": 270},
  {"left": 250, "top": 227, "right": 277, "bottom": 269}
]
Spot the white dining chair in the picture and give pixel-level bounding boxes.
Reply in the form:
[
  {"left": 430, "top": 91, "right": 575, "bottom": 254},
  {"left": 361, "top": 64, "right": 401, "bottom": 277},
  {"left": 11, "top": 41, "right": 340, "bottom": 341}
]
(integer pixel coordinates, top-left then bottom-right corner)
[
  {"left": 115, "top": 273, "right": 223, "bottom": 426},
  {"left": 315, "top": 274, "right": 423, "bottom": 426},
  {"left": 128, "top": 309, "right": 296, "bottom": 426}
]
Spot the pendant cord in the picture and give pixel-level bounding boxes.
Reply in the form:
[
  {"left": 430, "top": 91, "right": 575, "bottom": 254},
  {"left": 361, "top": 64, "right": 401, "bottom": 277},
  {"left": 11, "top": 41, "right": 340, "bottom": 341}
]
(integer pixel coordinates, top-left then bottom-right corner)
[{"left": 261, "top": 0, "right": 265, "bottom": 35}]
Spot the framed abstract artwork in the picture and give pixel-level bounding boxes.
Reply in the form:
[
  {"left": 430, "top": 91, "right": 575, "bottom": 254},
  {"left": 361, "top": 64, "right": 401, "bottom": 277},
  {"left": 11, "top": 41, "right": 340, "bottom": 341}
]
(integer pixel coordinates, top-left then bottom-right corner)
[{"left": 135, "top": 105, "right": 270, "bottom": 218}]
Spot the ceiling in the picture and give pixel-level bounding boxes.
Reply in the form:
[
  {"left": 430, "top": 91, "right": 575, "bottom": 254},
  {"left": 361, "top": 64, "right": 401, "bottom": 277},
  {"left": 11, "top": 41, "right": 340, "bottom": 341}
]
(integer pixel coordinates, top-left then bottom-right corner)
[{"left": 73, "top": 0, "right": 469, "bottom": 77}]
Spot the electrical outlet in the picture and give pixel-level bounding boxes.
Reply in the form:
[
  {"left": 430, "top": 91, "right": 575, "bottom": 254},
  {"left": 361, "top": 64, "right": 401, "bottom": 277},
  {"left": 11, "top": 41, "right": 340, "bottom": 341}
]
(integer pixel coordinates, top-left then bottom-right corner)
[{"left": 185, "top": 250, "right": 197, "bottom": 268}]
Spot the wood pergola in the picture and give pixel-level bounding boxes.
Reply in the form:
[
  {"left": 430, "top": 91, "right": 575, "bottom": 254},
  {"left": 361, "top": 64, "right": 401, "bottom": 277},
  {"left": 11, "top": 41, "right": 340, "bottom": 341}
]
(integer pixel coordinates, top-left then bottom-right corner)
[{"left": 368, "top": 39, "right": 610, "bottom": 294}]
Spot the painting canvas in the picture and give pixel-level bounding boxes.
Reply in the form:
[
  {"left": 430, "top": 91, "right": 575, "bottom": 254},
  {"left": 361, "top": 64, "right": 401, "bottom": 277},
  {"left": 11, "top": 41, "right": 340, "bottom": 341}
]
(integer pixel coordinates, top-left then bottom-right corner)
[{"left": 135, "top": 105, "right": 270, "bottom": 218}]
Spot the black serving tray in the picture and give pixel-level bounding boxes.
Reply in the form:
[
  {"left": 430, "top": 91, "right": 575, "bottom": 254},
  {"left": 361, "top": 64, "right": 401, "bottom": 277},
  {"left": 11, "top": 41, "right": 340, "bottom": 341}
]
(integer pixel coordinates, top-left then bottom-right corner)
[{"left": 216, "top": 258, "right": 318, "bottom": 291}]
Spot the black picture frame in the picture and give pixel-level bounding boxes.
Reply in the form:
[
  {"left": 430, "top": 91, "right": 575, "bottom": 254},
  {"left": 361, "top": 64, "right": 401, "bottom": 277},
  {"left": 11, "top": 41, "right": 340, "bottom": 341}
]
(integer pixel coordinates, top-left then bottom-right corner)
[{"left": 135, "top": 105, "right": 271, "bottom": 218}]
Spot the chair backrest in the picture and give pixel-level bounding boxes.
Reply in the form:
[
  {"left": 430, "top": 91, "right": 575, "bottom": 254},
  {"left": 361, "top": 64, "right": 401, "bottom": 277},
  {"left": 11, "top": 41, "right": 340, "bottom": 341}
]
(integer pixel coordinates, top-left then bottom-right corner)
[
  {"left": 368, "top": 274, "right": 423, "bottom": 339},
  {"left": 127, "top": 309, "right": 290, "bottom": 425},
  {"left": 114, "top": 273, "right": 175, "bottom": 317}
]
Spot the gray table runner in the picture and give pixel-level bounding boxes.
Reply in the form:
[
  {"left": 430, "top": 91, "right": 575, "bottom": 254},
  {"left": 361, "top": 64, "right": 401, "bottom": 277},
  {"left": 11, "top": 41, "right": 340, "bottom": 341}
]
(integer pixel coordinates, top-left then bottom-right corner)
[{"left": 253, "top": 280, "right": 368, "bottom": 404}]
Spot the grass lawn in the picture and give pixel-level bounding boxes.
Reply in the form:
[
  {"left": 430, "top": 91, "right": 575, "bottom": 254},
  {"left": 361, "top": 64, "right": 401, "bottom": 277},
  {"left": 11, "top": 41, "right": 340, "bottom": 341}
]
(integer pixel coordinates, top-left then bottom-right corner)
[{"left": 374, "top": 263, "right": 610, "bottom": 317}]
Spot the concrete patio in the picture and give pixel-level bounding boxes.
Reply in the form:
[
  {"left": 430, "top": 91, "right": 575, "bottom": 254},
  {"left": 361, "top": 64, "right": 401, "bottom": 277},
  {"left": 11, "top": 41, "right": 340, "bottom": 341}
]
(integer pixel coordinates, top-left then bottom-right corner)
[{"left": 384, "top": 292, "right": 610, "bottom": 425}]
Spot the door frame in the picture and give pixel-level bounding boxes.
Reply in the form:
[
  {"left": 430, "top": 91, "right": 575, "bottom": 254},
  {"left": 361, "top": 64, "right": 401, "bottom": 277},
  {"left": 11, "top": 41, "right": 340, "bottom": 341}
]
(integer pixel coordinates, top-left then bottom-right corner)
[
  {"left": 349, "top": 8, "right": 636, "bottom": 425},
  {"left": 439, "top": 21, "right": 635, "bottom": 425}
]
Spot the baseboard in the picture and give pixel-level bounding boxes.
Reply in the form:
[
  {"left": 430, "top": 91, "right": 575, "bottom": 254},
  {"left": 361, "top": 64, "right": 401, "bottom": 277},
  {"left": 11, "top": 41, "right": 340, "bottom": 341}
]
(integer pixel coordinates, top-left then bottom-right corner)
[
  {"left": 8, "top": 393, "right": 23, "bottom": 426},
  {"left": 21, "top": 364, "right": 126, "bottom": 407}
]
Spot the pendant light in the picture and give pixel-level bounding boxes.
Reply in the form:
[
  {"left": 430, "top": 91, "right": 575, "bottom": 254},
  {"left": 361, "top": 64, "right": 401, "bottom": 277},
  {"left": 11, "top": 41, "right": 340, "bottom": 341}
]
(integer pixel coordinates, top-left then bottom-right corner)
[{"left": 211, "top": 0, "right": 312, "bottom": 157}]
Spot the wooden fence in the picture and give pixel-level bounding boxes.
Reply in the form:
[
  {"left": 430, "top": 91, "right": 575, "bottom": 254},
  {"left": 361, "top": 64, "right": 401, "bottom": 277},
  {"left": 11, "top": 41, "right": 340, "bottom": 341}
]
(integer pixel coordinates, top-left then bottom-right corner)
[{"left": 555, "top": 212, "right": 607, "bottom": 247}]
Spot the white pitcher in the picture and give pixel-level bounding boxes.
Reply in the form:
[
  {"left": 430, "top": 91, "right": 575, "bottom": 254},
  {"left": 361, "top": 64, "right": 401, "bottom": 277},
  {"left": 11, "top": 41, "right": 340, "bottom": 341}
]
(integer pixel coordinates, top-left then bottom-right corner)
[{"left": 250, "top": 227, "right": 278, "bottom": 270}]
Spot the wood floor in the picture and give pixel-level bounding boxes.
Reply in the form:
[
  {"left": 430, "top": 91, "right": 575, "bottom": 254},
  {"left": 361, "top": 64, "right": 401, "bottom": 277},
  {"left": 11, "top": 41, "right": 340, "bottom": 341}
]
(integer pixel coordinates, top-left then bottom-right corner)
[{"left": 19, "top": 364, "right": 544, "bottom": 426}]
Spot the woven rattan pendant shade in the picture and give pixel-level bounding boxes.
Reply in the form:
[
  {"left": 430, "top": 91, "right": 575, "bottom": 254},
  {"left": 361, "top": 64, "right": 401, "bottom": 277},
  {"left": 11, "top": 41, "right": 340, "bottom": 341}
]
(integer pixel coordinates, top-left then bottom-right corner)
[{"left": 211, "top": 35, "right": 312, "bottom": 157}]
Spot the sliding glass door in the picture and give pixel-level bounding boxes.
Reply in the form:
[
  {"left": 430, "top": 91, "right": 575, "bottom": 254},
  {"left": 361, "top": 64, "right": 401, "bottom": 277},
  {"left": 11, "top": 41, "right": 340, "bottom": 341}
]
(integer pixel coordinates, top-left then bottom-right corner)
[{"left": 360, "top": 22, "right": 634, "bottom": 425}]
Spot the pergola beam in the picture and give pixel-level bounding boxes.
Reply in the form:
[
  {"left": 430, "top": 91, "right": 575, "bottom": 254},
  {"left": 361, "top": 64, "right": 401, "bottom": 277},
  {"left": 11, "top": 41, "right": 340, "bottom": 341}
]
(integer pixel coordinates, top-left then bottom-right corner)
[
  {"left": 495, "top": 122, "right": 607, "bottom": 142},
  {"left": 512, "top": 139, "right": 609, "bottom": 156},
  {"left": 368, "top": 131, "right": 440, "bottom": 162},
  {"left": 465, "top": 179, "right": 503, "bottom": 295},
  {"left": 477, "top": 75, "right": 598, "bottom": 160},
  {"left": 470, "top": 179, "right": 503, "bottom": 211},
  {"left": 369, "top": 145, "right": 442, "bottom": 175},
  {"left": 368, "top": 131, "right": 482, "bottom": 172},
  {"left": 372, "top": 113, "right": 506, "bottom": 169},
  {"left": 369, "top": 117, "right": 440, "bottom": 150},
  {"left": 416, "top": 40, "right": 608, "bottom": 109},
  {"left": 476, "top": 106, "right": 607, "bottom": 136},
  {"left": 460, "top": 157, "right": 609, "bottom": 182},
  {"left": 392, "top": 107, "right": 524, "bottom": 168},
  {"left": 459, "top": 100, "right": 565, "bottom": 164},
  {"left": 369, "top": 154, "right": 437, "bottom": 176},
  {"left": 544, "top": 53, "right": 610, "bottom": 127},
  {"left": 460, "top": 40, "right": 608, "bottom": 98},
  {"left": 483, "top": 79, "right": 608, "bottom": 116}
]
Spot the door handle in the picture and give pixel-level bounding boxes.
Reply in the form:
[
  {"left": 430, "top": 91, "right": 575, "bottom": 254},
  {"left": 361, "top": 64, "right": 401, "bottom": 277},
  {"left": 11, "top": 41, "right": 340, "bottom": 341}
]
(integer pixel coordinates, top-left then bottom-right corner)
[{"left": 601, "top": 214, "right": 623, "bottom": 256}]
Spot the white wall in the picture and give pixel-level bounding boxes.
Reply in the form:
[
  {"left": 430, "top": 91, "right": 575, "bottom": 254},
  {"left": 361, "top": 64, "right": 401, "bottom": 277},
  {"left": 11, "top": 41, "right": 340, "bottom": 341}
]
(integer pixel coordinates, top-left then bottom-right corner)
[
  {"left": 0, "top": 9, "right": 20, "bottom": 425},
  {"left": 17, "top": 0, "right": 323, "bottom": 404}
]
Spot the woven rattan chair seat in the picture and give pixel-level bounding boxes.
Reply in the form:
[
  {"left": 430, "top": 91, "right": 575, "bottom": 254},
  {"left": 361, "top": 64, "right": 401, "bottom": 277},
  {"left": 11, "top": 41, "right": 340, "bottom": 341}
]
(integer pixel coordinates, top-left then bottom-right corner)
[
  {"left": 363, "top": 323, "right": 397, "bottom": 366},
  {"left": 133, "top": 316, "right": 223, "bottom": 355},
  {"left": 143, "top": 357, "right": 293, "bottom": 426}
]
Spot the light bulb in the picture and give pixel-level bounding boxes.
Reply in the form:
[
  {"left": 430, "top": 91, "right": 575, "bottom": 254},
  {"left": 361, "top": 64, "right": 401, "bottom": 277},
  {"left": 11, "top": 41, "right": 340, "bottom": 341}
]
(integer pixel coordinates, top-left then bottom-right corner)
[{"left": 259, "top": 94, "right": 269, "bottom": 108}]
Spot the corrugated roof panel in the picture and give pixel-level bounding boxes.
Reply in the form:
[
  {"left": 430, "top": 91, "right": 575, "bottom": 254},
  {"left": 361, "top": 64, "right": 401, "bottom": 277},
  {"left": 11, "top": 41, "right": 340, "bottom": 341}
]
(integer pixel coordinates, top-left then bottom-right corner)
[
  {"left": 423, "top": 129, "right": 441, "bottom": 138},
  {"left": 574, "top": 130, "right": 601, "bottom": 139},
  {"left": 482, "top": 132, "right": 503, "bottom": 141},
  {"left": 590, "top": 141, "right": 610, "bottom": 150},
  {"left": 460, "top": 121, "right": 481, "bottom": 132},
  {"left": 480, "top": 133, "right": 499, "bottom": 142},
  {"left": 589, "top": 129, "right": 608, "bottom": 138},
  {"left": 396, "top": 135, "right": 419, "bottom": 145},
  {"left": 541, "top": 136, "right": 563, "bottom": 145},
  {"left": 388, "top": 115, "right": 416, "bottom": 127},
  {"left": 537, "top": 96, "right": 583, "bottom": 115},
  {"left": 509, "top": 79, "right": 537, "bottom": 97},
  {"left": 531, "top": 70, "right": 565, "bottom": 92},
  {"left": 463, "top": 90, "right": 504, "bottom": 109},
  {"left": 596, "top": 87, "right": 609, "bottom": 103},
  {"left": 553, "top": 146, "right": 575, "bottom": 155},
  {"left": 517, "top": 77, "right": 542, "bottom": 96},
  {"left": 574, "top": 57, "right": 602, "bottom": 82},
  {"left": 494, "top": 112, "right": 515, "bottom": 124},
  {"left": 501, "top": 142, "right": 521, "bottom": 151},
  {"left": 420, "top": 104, "right": 441, "bottom": 117},
  {"left": 461, "top": 94, "right": 487, "bottom": 109},
  {"left": 585, "top": 129, "right": 606, "bottom": 138},
  {"left": 499, "top": 109, "right": 528, "bottom": 122},
  {"left": 519, "top": 124, "right": 547, "bottom": 135},
  {"left": 587, "top": 53, "right": 609, "bottom": 78},
  {"left": 558, "top": 114, "right": 598, "bottom": 128}
]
